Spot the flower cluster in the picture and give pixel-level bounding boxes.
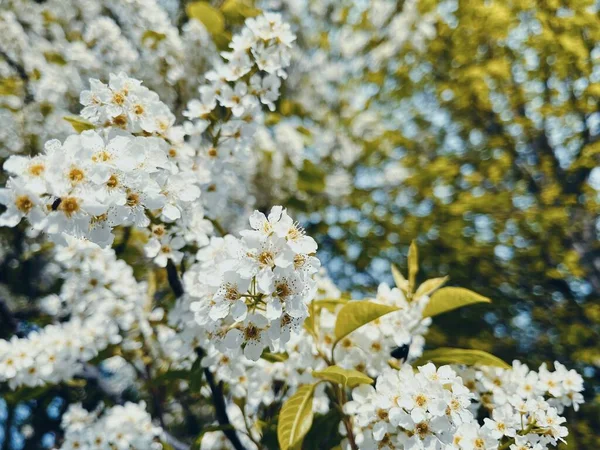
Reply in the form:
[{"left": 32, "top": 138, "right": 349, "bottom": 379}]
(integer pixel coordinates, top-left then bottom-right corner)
[
  {"left": 183, "top": 13, "right": 296, "bottom": 227},
  {"left": 0, "top": 0, "right": 216, "bottom": 158},
  {"left": 473, "top": 361, "right": 585, "bottom": 414},
  {"left": 346, "top": 364, "right": 473, "bottom": 449},
  {"left": 40, "top": 236, "right": 149, "bottom": 330},
  {"left": 331, "top": 283, "right": 431, "bottom": 376},
  {"left": 59, "top": 402, "right": 162, "bottom": 450},
  {"left": 184, "top": 12, "right": 295, "bottom": 133},
  {"left": 183, "top": 206, "right": 319, "bottom": 360},
  {"left": 346, "top": 359, "right": 585, "bottom": 450},
  {"left": 80, "top": 72, "right": 175, "bottom": 134},
  {"left": 0, "top": 113, "right": 199, "bottom": 247},
  {"left": 0, "top": 316, "right": 120, "bottom": 390},
  {"left": 0, "top": 237, "right": 151, "bottom": 390}
]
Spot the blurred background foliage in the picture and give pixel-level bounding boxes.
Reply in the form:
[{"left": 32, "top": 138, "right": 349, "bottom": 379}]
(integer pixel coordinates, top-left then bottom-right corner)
[
  {"left": 268, "top": 0, "right": 600, "bottom": 447},
  {"left": 1, "top": 0, "right": 599, "bottom": 448}
]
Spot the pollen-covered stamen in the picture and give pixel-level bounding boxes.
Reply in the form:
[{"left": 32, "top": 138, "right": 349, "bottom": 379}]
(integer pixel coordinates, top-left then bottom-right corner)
[
  {"left": 112, "top": 92, "right": 126, "bottom": 105},
  {"left": 257, "top": 251, "right": 275, "bottom": 268},
  {"left": 126, "top": 191, "right": 140, "bottom": 207},
  {"left": 27, "top": 163, "right": 45, "bottom": 177},
  {"left": 377, "top": 409, "right": 389, "bottom": 420},
  {"left": 112, "top": 114, "right": 128, "bottom": 128},
  {"left": 68, "top": 167, "right": 85, "bottom": 184},
  {"left": 92, "top": 150, "right": 112, "bottom": 163},
  {"left": 106, "top": 174, "right": 119, "bottom": 189},
  {"left": 90, "top": 213, "right": 108, "bottom": 225},
  {"left": 287, "top": 221, "right": 306, "bottom": 241},
  {"left": 220, "top": 283, "right": 241, "bottom": 302},
  {"left": 15, "top": 195, "right": 34, "bottom": 213},
  {"left": 59, "top": 197, "right": 80, "bottom": 217},
  {"left": 151, "top": 224, "right": 166, "bottom": 238},
  {"left": 244, "top": 324, "right": 260, "bottom": 341},
  {"left": 415, "top": 393, "right": 428, "bottom": 407},
  {"left": 294, "top": 254, "right": 306, "bottom": 269},
  {"left": 415, "top": 421, "right": 430, "bottom": 439},
  {"left": 275, "top": 280, "right": 291, "bottom": 299}
]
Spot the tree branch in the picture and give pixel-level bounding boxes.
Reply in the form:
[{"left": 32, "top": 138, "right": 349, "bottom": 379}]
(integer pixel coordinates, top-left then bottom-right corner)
[
  {"left": 203, "top": 367, "right": 248, "bottom": 450},
  {"left": 166, "top": 259, "right": 185, "bottom": 298}
]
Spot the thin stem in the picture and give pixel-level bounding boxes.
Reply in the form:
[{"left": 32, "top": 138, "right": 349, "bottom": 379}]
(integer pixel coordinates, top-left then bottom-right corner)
[
  {"left": 338, "top": 387, "right": 358, "bottom": 450},
  {"left": 210, "top": 218, "right": 227, "bottom": 237}
]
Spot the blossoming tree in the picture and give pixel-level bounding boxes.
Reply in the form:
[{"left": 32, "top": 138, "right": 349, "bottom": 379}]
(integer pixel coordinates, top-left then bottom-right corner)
[{"left": 0, "top": 1, "right": 589, "bottom": 449}]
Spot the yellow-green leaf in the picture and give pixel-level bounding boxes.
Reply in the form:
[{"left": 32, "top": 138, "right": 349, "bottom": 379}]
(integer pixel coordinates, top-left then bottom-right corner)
[
  {"left": 391, "top": 264, "right": 409, "bottom": 292},
  {"left": 422, "top": 287, "right": 491, "bottom": 318},
  {"left": 186, "top": 2, "right": 225, "bottom": 34},
  {"left": 334, "top": 301, "right": 399, "bottom": 342},
  {"left": 277, "top": 383, "right": 316, "bottom": 450},
  {"left": 313, "top": 365, "right": 373, "bottom": 388},
  {"left": 408, "top": 241, "right": 419, "bottom": 291},
  {"left": 221, "top": 0, "right": 260, "bottom": 19},
  {"left": 141, "top": 30, "right": 167, "bottom": 48},
  {"left": 261, "top": 351, "right": 289, "bottom": 363},
  {"left": 0, "top": 77, "right": 24, "bottom": 96},
  {"left": 64, "top": 116, "right": 95, "bottom": 133},
  {"left": 414, "top": 347, "right": 511, "bottom": 369},
  {"left": 414, "top": 276, "right": 449, "bottom": 299}
]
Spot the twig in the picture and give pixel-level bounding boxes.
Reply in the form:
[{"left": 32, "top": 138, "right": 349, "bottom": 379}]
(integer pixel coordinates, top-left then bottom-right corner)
[{"left": 166, "top": 259, "right": 185, "bottom": 298}]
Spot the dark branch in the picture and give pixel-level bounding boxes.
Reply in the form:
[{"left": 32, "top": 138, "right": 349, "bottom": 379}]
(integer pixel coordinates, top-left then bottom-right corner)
[
  {"left": 203, "top": 367, "right": 248, "bottom": 450},
  {"left": 166, "top": 259, "right": 185, "bottom": 298},
  {"left": 77, "top": 364, "right": 191, "bottom": 450}
]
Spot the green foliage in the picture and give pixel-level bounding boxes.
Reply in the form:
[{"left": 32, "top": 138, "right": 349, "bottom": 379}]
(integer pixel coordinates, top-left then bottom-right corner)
[
  {"left": 312, "top": 365, "right": 374, "bottom": 388},
  {"left": 186, "top": 2, "right": 225, "bottom": 34},
  {"left": 333, "top": 301, "right": 399, "bottom": 343},
  {"left": 414, "top": 347, "right": 511, "bottom": 369},
  {"left": 422, "top": 287, "right": 491, "bottom": 318},
  {"left": 277, "top": 383, "right": 316, "bottom": 450},
  {"left": 63, "top": 116, "right": 95, "bottom": 133}
]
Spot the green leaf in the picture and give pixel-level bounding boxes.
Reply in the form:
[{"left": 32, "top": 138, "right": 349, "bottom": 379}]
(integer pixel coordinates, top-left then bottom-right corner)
[
  {"left": 414, "top": 347, "right": 511, "bottom": 369},
  {"left": 334, "top": 301, "right": 399, "bottom": 342},
  {"left": 221, "top": 0, "right": 260, "bottom": 20},
  {"left": 278, "top": 383, "right": 316, "bottom": 450},
  {"left": 422, "top": 287, "right": 491, "bottom": 318},
  {"left": 64, "top": 116, "right": 95, "bottom": 133},
  {"left": 0, "top": 77, "right": 23, "bottom": 96},
  {"left": 186, "top": 2, "right": 225, "bottom": 34},
  {"left": 43, "top": 51, "right": 67, "bottom": 66},
  {"left": 262, "top": 351, "right": 289, "bottom": 363},
  {"left": 312, "top": 365, "right": 373, "bottom": 388},
  {"left": 391, "top": 264, "right": 409, "bottom": 292},
  {"left": 414, "top": 276, "right": 449, "bottom": 299},
  {"left": 408, "top": 241, "right": 419, "bottom": 292}
]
